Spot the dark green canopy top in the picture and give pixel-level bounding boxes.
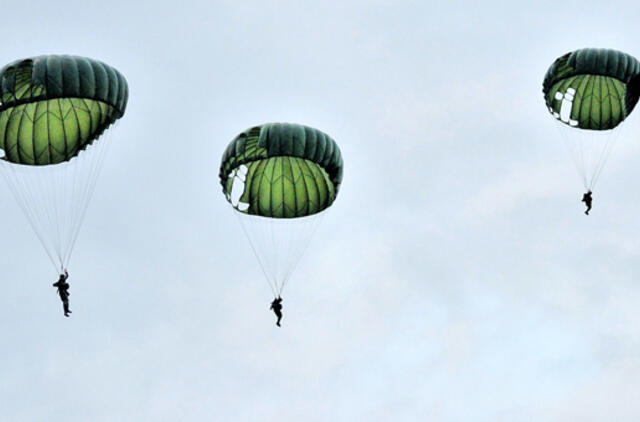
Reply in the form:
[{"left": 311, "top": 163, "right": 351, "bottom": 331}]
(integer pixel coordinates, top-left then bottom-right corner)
[
  {"left": 542, "top": 48, "right": 640, "bottom": 119},
  {"left": 0, "top": 55, "right": 128, "bottom": 115},
  {"left": 220, "top": 123, "right": 343, "bottom": 194},
  {"left": 220, "top": 123, "right": 344, "bottom": 218}
]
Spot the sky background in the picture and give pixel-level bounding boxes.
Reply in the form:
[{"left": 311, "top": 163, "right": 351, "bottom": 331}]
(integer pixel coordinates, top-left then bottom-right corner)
[{"left": 1, "top": 1, "right": 640, "bottom": 421}]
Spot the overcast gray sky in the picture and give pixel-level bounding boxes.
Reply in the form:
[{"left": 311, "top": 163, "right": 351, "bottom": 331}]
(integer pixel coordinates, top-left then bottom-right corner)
[{"left": 2, "top": 1, "right": 640, "bottom": 420}]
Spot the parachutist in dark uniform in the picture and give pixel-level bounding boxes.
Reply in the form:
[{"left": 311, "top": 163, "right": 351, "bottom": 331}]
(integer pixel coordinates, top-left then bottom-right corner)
[
  {"left": 270, "top": 296, "right": 283, "bottom": 327},
  {"left": 53, "top": 269, "right": 71, "bottom": 317},
  {"left": 582, "top": 191, "right": 593, "bottom": 215}
]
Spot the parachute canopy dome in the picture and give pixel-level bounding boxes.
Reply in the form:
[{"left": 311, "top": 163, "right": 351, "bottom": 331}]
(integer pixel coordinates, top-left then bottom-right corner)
[
  {"left": 0, "top": 55, "right": 128, "bottom": 165},
  {"left": 543, "top": 48, "right": 640, "bottom": 130},
  {"left": 220, "top": 123, "right": 343, "bottom": 218}
]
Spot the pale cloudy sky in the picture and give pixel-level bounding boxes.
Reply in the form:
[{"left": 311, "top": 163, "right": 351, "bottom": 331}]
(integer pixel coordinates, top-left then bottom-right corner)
[{"left": 2, "top": 1, "right": 640, "bottom": 421}]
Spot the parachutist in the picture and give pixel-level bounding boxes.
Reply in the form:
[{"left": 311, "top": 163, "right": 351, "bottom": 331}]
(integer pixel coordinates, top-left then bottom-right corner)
[
  {"left": 544, "top": 50, "right": 638, "bottom": 205},
  {"left": 52, "top": 269, "right": 71, "bottom": 317},
  {"left": 582, "top": 191, "right": 593, "bottom": 215},
  {"left": 270, "top": 296, "right": 283, "bottom": 327}
]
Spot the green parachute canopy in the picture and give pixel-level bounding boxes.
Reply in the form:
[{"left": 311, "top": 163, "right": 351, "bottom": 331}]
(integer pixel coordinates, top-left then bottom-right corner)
[
  {"left": 220, "top": 123, "right": 343, "bottom": 218},
  {"left": 0, "top": 55, "right": 128, "bottom": 165},
  {"left": 542, "top": 48, "right": 640, "bottom": 130}
]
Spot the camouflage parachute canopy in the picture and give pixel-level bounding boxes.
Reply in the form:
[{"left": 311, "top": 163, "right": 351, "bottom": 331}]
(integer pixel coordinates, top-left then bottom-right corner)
[
  {"left": 0, "top": 55, "right": 128, "bottom": 165},
  {"left": 220, "top": 123, "right": 344, "bottom": 218},
  {"left": 542, "top": 48, "right": 640, "bottom": 130}
]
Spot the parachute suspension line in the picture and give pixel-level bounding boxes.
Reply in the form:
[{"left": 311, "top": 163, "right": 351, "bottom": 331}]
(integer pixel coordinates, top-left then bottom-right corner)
[
  {"left": 0, "top": 126, "right": 116, "bottom": 274},
  {"left": 53, "top": 100, "right": 65, "bottom": 263},
  {"left": 555, "top": 120, "right": 588, "bottom": 189},
  {"left": 554, "top": 119, "right": 623, "bottom": 192},
  {"left": 65, "top": 130, "right": 113, "bottom": 267},
  {"left": 235, "top": 211, "right": 278, "bottom": 297},
  {"left": 276, "top": 217, "right": 295, "bottom": 297},
  {"left": 234, "top": 209, "right": 328, "bottom": 297},
  {"left": 3, "top": 162, "right": 54, "bottom": 269},
  {"left": 269, "top": 217, "right": 279, "bottom": 295},
  {"left": 64, "top": 102, "right": 96, "bottom": 266},
  {"left": 277, "top": 211, "right": 325, "bottom": 296},
  {"left": 273, "top": 217, "right": 290, "bottom": 297},
  {"left": 50, "top": 164, "right": 62, "bottom": 265},
  {"left": 577, "top": 133, "right": 588, "bottom": 188},
  {"left": 63, "top": 141, "right": 84, "bottom": 267},
  {"left": 66, "top": 102, "right": 115, "bottom": 259},
  {"left": 0, "top": 162, "right": 59, "bottom": 271},
  {"left": 67, "top": 120, "right": 117, "bottom": 266},
  {"left": 589, "top": 123, "right": 624, "bottom": 190},
  {"left": 61, "top": 118, "right": 118, "bottom": 268}
]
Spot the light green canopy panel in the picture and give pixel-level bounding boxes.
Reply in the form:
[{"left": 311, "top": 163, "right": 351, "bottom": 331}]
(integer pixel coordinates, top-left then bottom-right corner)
[
  {"left": 220, "top": 123, "right": 343, "bottom": 218},
  {"left": 542, "top": 48, "right": 640, "bottom": 130},
  {"left": 0, "top": 55, "right": 128, "bottom": 165}
]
